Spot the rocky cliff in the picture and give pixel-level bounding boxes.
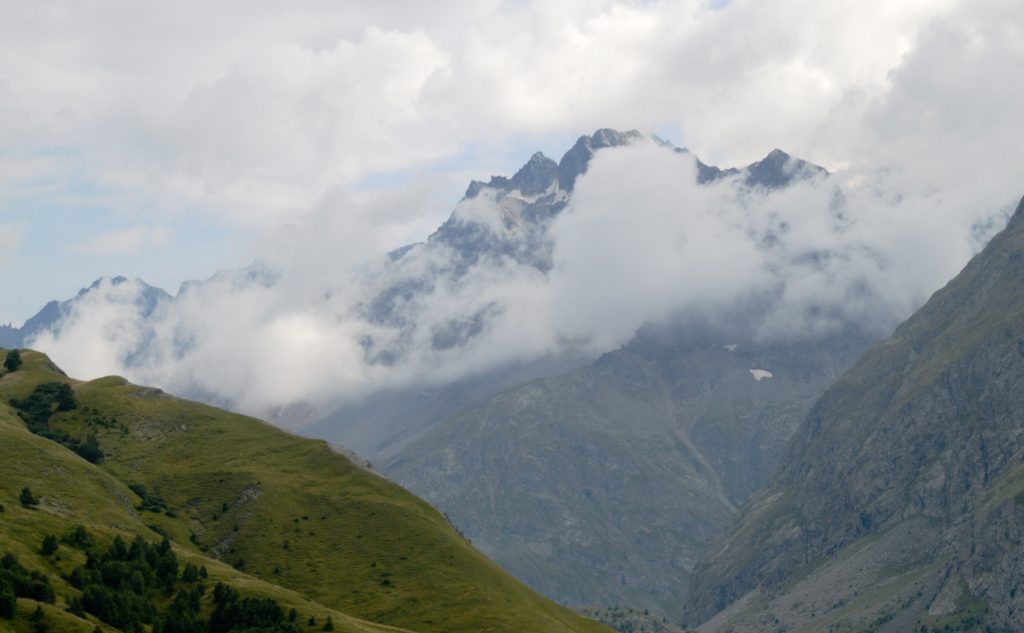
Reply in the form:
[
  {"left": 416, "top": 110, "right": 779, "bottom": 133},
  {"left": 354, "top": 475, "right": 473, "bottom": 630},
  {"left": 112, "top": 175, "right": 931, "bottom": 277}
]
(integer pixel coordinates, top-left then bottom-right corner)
[{"left": 685, "top": 196, "right": 1024, "bottom": 632}]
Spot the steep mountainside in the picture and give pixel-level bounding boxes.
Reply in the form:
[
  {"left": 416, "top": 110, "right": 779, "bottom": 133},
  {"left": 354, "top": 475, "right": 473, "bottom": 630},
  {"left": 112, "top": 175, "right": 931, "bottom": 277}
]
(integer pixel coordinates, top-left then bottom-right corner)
[
  {"left": 0, "top": 350, "right": 609, "bottom": 633},
  {"left": 313, "top": 130, "right": 829, "bottom": 459},
  {"left": 685, "top": 197, "right": 1024, "bottom": 632},
  {"left": 382, "top": 324, "right": 873, "bottom": 618}
]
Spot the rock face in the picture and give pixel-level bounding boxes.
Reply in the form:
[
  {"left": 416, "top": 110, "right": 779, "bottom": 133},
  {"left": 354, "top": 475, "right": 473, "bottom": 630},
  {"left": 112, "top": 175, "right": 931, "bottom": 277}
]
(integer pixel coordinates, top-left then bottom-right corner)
[
  {"left": 320, "top": 129, "right": 830, "bottom": 457},
  {"left": 685, "top": 196, "right": 1024, "bottom": 632},
  {"left": 304, "top": 132, "right": 839, "bottom": 617},
  {"left": 381, "top": 323, "right": 874, "bottom": 618}
]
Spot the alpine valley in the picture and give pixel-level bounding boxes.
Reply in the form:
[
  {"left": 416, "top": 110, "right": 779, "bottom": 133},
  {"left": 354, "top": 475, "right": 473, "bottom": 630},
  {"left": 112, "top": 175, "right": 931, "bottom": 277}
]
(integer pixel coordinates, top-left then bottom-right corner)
[{"left": 4, "top": 129, "right": 1022, "bottom": 633}]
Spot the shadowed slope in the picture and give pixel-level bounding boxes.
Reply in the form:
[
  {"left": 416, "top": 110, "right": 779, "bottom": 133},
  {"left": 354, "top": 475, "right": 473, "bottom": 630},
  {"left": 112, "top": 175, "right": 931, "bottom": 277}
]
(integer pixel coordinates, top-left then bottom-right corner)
[{"left": 686, "top": 197, "right": 1024, "bottom": 632}]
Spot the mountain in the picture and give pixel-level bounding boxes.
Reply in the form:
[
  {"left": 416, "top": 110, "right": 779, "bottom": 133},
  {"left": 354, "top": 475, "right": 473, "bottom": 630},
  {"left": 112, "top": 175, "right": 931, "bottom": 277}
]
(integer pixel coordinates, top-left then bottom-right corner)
[
  {"left": 379, "top": 322, "right": 874, "bottom": 619},
  {"left": 684, "top": 196, "right": 1024, "bottom": 632},
  {"left": 0, "top": 276, "right": 170, "bottom": 349},
  {"left": 3, "top": 130, "right": 826, "bottom": 424},
  {"left": 0, "top": 130, "right": 837, "bottom": 624},
  {"left": 0, "top": 349, "right": 609, "bottom": 633},
  {"left": 299, "top": 132, "right": 848, "bottom": 619},
  {"left": 316, "top": 129, "right": 831, "bottom": 458}
]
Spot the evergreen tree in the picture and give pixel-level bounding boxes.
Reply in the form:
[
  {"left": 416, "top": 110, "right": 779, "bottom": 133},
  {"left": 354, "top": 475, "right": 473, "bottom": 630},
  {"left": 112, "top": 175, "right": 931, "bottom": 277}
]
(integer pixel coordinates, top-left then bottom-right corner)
[
  {"left": 180, "top": 563, "right": 199, "bottom": 583},
  {"left": 40, "top": 534, "right": 59, "bottom": 556},
  {"left": 3, "top": 349, "right": 22, "bottom": 372},
  {"left": 20, "top": 486, "right": 39, "bottom": 508},
  {"left": 74, "top": 434, "right": 104, "bottom": 464},
  {"left": 65, "top": 525, "right": 93, "bottom": 549},
  {"left": 0, "top": 591, "right": 15, "bottom": 619},
  {"left": 155, "top": 549, "right": 179, "bottom": 589}
]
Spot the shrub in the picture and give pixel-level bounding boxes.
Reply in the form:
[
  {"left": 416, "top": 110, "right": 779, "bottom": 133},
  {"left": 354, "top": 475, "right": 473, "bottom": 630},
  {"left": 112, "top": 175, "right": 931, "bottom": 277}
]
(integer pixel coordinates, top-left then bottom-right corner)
[
  {"left": 64, "top": 525, "right": 94, "bottom": 549},
  {"left": 20, "top": 487, "right": 39, "bottom": 508},
  {"left": 40, "top": 535, "right": 59, "bottom": 556},
  {"left": 0, "top": 591, "right": 15, "bottom": 619},
  {"left": 3, "top": 349, "right": 22, "bottom": 372}
]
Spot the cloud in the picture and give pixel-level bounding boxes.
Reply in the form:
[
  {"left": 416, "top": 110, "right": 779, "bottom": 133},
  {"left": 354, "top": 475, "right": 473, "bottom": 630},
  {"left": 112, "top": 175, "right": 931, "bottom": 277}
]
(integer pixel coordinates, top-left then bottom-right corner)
[
  {"left": 0, "top": 223, "right": 23, "bottom": 272},
  {"left": 12, "top": 0, "right": 1024, "bottom": 418},
  {"left": 74, "top": 225, "right": 171, "bottom": 256},
  {"left": 28, "top": 140, "right": 1012, "bottom": 415},
  {"left": 29, "top": 278, "right": 155, "bottom": 378},
  {"left": 0, "top": 0, "right": 1006, "bottom": 228}
]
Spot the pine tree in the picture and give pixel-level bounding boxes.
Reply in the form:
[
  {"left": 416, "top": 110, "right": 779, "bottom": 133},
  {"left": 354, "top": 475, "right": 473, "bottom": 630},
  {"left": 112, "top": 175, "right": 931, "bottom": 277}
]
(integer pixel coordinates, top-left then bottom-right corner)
[
  {"left": 40, "top": 534, "right": 59, "bottom": 556},
  {"left": 20, "top": 486, "right": 39, "bottom": 508},
  {"left": 3, "top": 349, "right": 22, "bottom": 372}
]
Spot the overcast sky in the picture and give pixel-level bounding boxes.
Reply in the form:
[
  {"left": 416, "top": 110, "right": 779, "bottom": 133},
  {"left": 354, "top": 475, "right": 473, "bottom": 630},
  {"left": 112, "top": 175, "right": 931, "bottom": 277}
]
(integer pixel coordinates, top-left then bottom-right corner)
[
  {"left": 3, "top": 0, "right": 1024, "bottom": 420},
  {"left": 2, "top": 0, "right": 1020, "bottom": 324}
]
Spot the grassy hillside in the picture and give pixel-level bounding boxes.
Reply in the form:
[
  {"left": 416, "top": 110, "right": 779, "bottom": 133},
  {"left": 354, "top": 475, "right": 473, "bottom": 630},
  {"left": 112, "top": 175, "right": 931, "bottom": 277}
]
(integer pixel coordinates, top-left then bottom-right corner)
[{"left": 0, "top": 349, "right": 609, "bottom": 633}]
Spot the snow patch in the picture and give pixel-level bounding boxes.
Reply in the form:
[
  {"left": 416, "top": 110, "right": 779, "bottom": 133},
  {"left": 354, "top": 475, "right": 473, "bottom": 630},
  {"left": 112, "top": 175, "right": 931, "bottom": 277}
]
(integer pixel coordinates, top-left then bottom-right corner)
[
  {"left": 504, "top": 188, "right": 542, "bottom": 204},
  {"left": 750, "top": 369, "right": 773, "bottom": 381}
]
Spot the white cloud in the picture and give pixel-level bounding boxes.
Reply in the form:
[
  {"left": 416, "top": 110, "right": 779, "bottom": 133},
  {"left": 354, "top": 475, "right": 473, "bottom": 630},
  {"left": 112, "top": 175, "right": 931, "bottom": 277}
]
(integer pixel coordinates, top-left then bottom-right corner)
[
  {"left": 1, "top": 0, "right": 1011, "bottom": 227},
  {"left": 28, "top": 140, "right": 1012, "bottom": 414},
  {"left": 10, "top": 0, "right": 1024, "bottom": 417},
  {"left": 29, "top": 278, "right": 154, "bottom": 378},
  {"left": 74, "top": 225, "right": 171, "bottom": 256}
]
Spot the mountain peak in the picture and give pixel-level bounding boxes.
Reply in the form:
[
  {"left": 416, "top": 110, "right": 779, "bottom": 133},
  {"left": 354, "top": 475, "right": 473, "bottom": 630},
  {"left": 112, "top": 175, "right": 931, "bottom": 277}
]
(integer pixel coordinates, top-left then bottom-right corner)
[
  {"left": 509, "top": 151, "right": 559, "bottom": 196},
  {"left": 465, "top": 128, "right": 644, "bottom": 201},
  {"left": 557, "top": 128, "right": 644, "bottom": 192},
  {"left": 742, "top": 147, "right": 825, "bottom": 188}
]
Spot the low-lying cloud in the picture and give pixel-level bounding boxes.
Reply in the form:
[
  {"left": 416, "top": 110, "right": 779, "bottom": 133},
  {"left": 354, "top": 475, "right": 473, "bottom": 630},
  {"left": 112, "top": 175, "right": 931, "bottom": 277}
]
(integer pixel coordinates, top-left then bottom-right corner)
[
  {"left": 18, "top": 0, "right": 1024, "bottom": 420},
  {"left": 28, "top": 139, "right": 1013, "bottom": 417}
]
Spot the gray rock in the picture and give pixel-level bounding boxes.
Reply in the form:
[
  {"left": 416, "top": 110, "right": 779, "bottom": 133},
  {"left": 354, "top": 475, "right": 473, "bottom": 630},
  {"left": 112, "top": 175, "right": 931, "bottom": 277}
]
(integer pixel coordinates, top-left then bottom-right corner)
[{"left": 685, "top": 196, "right": 1024, "bottom": 632}]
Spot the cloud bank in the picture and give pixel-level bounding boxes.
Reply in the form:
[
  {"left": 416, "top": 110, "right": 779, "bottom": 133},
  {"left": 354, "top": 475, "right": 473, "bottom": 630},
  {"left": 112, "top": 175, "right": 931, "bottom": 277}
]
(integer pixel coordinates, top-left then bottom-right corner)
[
  {"left": 1, "top": 0, "right": 1017, "bottom": 224},
  {"left": 29, "top": 140, "right": 1012, "bottom": 415},
  {"left": 10, "top": 0, "right": 1024, "bottom": 419}
]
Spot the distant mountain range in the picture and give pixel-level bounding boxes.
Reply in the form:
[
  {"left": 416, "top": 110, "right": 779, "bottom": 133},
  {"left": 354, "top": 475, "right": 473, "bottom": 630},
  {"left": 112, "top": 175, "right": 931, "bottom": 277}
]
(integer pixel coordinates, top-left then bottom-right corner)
[
  {"left": 304, "top": 132, "right": 867, "bottom": 619},
  {"left": 4, "top": 128, "right": 1021, "bottom": 633},
  {"left": 0, "top": 129, "right": 874, "bottom": 622}
]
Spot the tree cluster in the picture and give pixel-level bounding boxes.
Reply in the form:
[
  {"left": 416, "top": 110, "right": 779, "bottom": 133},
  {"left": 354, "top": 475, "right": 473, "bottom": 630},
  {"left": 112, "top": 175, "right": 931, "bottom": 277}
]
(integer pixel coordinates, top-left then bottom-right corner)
[
  {"left": 0, "top": 552, "right": 56, "bottom": 619},
  {"left": 10, "top": 382, "right": 103, "bottom": 464},
  {"left": 128, "top": 483, "right": 170, "bottom": 514},
  {"left": 66, "top": 534, "right": 180, "bottom": 632},
  {"left": 60, "top": 528, "right": 298, "bottom": 633},
  {"left": 207, "top": 583, "right": 299, "bottom": 633}
]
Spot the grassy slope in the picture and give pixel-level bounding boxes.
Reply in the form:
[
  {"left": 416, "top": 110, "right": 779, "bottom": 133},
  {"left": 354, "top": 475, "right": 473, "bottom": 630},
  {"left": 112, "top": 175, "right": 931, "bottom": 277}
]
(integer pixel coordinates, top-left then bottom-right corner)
[{"left": 0, "top": 350, "right": 609, "bottom": 633}]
